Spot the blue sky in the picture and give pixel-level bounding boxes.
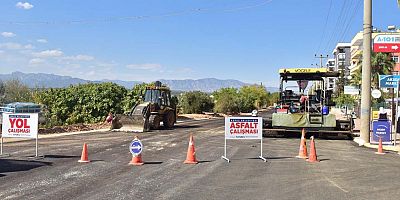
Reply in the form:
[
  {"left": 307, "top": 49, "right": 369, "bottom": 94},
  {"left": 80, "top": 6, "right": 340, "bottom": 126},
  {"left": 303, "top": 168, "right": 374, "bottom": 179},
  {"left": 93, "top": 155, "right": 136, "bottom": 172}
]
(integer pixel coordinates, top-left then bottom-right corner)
[{"left": 0, "top": 1, "right": 399, "bottom": 87}]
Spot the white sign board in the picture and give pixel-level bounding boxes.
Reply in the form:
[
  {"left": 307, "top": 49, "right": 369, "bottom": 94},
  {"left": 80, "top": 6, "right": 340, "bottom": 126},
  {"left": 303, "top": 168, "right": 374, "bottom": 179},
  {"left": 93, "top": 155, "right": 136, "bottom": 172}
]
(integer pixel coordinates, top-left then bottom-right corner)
[
  {"left": 225, "top": 117, "right": 262, "bottom": 139},
  {"left": 371, "top": 89, "right": 382, "bottom": 99},
  {"left": 2, "top": 113, "right": 38, "bottom": 138},
  {"left": 344, "top": 86, "right": 359, "bottom": 95}
]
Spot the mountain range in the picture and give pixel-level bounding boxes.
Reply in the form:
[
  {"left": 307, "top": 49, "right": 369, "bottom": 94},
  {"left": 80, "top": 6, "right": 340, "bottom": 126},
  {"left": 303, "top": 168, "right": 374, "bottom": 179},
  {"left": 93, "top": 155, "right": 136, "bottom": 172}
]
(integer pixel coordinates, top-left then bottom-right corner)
[{"left": 0, "top": 71, "right": 278, "bottom": 93}]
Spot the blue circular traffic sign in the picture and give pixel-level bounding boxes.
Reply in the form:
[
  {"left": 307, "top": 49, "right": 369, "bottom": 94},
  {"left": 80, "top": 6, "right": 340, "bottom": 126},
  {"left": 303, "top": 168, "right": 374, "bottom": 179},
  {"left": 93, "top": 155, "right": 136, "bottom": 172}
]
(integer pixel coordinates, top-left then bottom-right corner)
[{"left": 129, "top": 138, "right": 143, "bottom": 156}]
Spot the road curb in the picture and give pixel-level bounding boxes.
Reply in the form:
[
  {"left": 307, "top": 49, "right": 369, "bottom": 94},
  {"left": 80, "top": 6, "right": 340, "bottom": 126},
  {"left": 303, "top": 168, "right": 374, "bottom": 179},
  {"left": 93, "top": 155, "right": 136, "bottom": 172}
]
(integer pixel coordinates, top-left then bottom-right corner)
[{"left": 353, "top": 137, "right": 400, "bottom": 152}]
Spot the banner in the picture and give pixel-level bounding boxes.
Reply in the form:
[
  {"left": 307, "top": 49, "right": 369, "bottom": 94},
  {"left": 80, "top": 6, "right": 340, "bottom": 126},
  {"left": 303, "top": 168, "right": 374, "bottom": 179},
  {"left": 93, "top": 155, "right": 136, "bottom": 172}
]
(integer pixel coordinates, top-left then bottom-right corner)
[
  {"left": 1, "top": 113, "right": 38, "bottom": 138},
  {"left": 225, "top": 117, "right": 262, "bottom": 139}
]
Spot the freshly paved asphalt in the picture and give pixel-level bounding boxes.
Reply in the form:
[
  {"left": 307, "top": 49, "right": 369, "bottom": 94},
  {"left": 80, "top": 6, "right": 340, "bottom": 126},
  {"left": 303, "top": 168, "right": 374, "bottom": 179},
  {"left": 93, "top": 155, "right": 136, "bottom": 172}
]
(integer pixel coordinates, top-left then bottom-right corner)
[{"left": 1, "top": 118, "right": 400, "bottom": 200}]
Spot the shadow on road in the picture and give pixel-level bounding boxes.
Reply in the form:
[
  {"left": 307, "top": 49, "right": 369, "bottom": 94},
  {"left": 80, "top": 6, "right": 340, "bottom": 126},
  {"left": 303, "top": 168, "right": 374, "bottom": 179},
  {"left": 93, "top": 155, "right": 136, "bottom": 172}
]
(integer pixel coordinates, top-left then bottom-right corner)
[
  {"left": 44, "top": 155, "right": 80, "bottom": 159},
  {"left": 265, "top": 156, "right": 294, "bottom": 160},
  {"left": 0, "top": 158, "right": 52, "bottom": 177},
  {"left": 263, "top": 134, "right": 352, "bottom": 140},
  {"left": 198, "top": 160, "right": 213, "bottom": 164},
  {"left": 144, "top": 161, "right": 163, "bottom": 165},
  {"left": 174, "top": 125, "right": 201, "bottom": 129}
]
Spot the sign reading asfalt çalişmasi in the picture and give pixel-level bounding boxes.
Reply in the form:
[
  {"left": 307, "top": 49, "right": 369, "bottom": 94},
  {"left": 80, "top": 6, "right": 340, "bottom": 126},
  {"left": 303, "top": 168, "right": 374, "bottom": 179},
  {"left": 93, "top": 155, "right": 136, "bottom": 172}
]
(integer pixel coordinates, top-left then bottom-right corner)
[
  {"left": 225, "top": 117, "right": 262, "bottom": 139},
  {"left": 222, "top": 116, "right": 265, "bottom": 163},
  {"left": 2, "top": 113, "right": 38, "bottom": 138}
]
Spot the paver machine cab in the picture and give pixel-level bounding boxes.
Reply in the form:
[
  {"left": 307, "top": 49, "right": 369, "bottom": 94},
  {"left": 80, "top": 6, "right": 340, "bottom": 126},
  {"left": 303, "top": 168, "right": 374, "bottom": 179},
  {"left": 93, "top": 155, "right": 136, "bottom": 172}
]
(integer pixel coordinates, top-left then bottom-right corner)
[
  {"left": 263, "top": 68, "right": 354, "bottom": 137},
  {"left": 111, "top": 81, "right": 176, "bottom": 132}
]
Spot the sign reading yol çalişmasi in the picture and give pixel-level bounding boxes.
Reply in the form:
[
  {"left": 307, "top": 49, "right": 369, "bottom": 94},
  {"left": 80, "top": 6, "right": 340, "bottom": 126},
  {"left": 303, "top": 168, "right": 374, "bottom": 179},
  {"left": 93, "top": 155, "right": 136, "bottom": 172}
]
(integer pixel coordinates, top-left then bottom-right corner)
[{"left": 2, "top": 113, "right": 38, "bottom": 138}]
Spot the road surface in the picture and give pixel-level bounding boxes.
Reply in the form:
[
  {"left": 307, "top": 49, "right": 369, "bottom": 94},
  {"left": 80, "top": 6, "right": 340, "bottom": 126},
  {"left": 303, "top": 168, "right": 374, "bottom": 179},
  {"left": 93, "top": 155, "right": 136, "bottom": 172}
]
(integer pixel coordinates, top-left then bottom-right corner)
[{"left": 1, "top": 118, "right": 400, "bottom": 200}]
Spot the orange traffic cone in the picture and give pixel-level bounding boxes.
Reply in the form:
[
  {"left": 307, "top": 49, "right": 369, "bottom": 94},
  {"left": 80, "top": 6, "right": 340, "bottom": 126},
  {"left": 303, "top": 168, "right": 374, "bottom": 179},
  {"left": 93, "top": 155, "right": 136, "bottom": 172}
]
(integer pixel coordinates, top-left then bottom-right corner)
[
  {"left": 307, "top": 136, "right": 319, "bottom": 162},
  {"left": 296, "top": 129, "right": 308, "bottom": 159},
  {"left": 78, "top": 143, "right": 90, "bottom": 163},
  {"left": 375, "top": 137, "right": 386, "bottom": 155},
  {"left": 129, "top": 154, "right": 144, "bottom": 166},
  {"left": 184, "top": 134, "right": 198, "bottom": 164}
]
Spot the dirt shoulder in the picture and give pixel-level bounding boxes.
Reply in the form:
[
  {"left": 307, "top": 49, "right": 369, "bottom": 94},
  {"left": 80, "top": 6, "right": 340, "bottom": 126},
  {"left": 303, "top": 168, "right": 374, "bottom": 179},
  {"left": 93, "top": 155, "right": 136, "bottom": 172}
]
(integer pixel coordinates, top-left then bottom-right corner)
[{"left": 38, "top": 113, "right": 224, "bottom": 134}]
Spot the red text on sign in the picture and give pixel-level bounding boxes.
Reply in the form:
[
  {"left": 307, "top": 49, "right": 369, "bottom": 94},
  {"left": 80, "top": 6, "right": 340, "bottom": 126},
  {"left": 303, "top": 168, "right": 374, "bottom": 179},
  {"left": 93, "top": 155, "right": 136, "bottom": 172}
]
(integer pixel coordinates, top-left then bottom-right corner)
[{"left": 9, "top": 118, "right": 31, "bottom": 128}]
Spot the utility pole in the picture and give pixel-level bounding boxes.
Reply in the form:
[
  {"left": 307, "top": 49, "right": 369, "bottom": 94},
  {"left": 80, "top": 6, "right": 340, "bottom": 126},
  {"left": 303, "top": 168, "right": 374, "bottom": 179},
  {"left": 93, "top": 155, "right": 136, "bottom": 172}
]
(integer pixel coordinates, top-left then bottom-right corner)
[
  {"left": 360, "top": 0, "right": 372, "bottom": 144},
  {"left": 314, "top": 54, "right": 329, "bottom": 101},
  {"left": 314, "top": 54, "right": 329, "bottom": 68}
]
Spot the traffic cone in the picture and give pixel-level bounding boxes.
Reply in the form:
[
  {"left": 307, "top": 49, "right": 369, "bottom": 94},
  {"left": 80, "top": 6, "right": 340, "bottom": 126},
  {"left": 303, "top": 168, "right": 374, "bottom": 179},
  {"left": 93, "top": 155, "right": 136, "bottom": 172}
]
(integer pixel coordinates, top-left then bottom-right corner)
[
  {"left": 184, "top": 134, "right": 198, "bottom": 164},
  {"left": 129, "top": 154, "right": 144, "bottom": 166},
  {"left": 296, "top": 129, "right": 308, "bottom": 159},
  {"left": 375, "top": 137, "right": 386, "bottom": 155},
  {"left": 307, "top": 136, "right": 319, "bottom": 162},
  {"left": 78, "top": 143, "right": 90, "bottom": 163}
]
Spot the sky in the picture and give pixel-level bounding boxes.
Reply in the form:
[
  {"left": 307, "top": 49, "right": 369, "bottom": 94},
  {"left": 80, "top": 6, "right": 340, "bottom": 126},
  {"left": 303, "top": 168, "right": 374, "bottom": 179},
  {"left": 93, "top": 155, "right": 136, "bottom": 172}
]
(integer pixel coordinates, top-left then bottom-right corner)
[{"left": 0, "top": 0, "right": 399, "bottom": 87}]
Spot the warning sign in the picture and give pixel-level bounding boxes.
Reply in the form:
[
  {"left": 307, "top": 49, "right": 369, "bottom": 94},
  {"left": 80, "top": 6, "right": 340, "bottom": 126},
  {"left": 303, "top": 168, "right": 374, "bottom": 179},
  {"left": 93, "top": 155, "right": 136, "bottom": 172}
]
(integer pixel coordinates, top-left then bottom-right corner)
[
  {"left": 1, "top": 113, "right": 38, "bottom": 138},
  {"left": 225, "top": 117, "right": 262, "bottom": 139}
]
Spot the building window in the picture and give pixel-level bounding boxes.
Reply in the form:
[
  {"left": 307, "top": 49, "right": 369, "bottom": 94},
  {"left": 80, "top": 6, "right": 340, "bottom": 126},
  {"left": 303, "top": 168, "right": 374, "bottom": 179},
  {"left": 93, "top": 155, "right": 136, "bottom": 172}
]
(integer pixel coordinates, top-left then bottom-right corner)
[
  {"left": 392, "top": 56, "right": 399, "bottom": 63},
  {"left": 338, "top": 53, "right": 346, "bottom": 61},
  {"left": 338, "top": 61, "right": 345, "bottom": 66}
]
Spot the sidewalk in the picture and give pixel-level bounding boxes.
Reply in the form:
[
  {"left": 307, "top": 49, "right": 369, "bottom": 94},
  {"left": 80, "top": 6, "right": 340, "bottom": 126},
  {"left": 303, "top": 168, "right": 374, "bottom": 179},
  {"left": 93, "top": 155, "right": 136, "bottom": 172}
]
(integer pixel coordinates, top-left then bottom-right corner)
[
  {"left": 352, "top": 118, "right": 400, "bottom": 153},
  {"left": 354, "top": 137, "right": 400, "bottom": 152}
]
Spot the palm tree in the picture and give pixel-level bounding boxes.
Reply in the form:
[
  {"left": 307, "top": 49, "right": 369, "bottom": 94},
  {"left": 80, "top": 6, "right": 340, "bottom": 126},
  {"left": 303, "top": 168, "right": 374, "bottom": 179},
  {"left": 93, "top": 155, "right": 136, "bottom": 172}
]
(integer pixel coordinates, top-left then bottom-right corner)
[{"left": 351, "top": 52, "right": 395, "bottom": 88}]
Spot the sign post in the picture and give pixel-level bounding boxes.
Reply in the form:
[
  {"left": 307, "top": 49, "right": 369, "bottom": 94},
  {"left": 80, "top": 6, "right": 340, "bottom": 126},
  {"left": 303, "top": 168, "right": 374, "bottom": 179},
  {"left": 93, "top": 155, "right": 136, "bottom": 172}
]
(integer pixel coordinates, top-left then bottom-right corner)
[
  {"left": 378, "top": 75, "right": 400, "bottom": 145},
  {"left": 222, "top": 117, "right": 266, "bottom": 163},
  {"left": 1, "top": 113, "right": 40, "bottom": 157}
]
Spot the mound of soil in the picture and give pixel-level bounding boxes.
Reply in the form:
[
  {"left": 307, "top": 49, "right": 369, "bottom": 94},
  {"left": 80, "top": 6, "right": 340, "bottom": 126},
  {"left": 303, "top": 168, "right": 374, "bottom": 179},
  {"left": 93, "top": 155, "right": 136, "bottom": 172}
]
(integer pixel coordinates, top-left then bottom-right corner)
[{"left": 39, "top": 123, "right": 110, "bottom": 134}]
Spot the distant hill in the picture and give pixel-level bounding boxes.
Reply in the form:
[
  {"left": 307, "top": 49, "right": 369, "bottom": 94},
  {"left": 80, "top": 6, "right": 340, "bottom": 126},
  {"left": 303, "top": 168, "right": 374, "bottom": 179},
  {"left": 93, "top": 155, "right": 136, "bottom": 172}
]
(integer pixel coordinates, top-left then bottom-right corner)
[
  {"left": 0, "top": 71, "right": 278, "bottom": 92},
  {"left": 0, "top": 71, "right": 89, "bottom": 88}
]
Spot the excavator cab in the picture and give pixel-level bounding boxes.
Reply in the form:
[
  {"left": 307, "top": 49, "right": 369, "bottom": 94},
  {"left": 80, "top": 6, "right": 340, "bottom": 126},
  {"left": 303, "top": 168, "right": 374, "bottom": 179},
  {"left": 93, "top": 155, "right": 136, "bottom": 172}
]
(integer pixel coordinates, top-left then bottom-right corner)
[{"left": 111, "top": 81, "right": 176, "bottom": 132}]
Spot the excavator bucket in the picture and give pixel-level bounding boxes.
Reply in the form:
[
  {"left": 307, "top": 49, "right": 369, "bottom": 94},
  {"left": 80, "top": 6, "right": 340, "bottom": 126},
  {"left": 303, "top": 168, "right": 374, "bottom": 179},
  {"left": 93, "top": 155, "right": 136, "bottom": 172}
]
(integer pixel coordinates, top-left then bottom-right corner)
[{"left": 111, "top": 103, "right": 150, "bottom": 132}]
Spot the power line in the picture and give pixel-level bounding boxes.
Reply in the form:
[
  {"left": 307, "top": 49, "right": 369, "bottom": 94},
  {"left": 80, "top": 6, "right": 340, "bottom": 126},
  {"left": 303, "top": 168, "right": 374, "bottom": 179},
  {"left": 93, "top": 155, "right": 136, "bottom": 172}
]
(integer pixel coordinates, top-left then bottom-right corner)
[
  {"left": 333, "top": 0, "right": 357, "bottom": 43},
  {"left": 0, "top": 0, "right": 273, "bottom": 26},
  {"left": 317, "top": 0, "right": 333, "bottom": 53},
  {"left": 338, "top": 0, "right": 363, "bottom": 43},
  {"left": 324, "top": 0, "right": 348, "bottom": 52}
]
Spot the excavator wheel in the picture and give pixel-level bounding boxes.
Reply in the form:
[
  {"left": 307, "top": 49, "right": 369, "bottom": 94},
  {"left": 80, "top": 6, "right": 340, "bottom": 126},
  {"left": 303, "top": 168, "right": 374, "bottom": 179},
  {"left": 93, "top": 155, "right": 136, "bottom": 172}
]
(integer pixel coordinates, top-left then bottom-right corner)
[
  {"left": 149, "top": 115, "right": 161, "bottom": 130},
  {"left": 163, "top": 111, "right": 175, "bottom": 129}
]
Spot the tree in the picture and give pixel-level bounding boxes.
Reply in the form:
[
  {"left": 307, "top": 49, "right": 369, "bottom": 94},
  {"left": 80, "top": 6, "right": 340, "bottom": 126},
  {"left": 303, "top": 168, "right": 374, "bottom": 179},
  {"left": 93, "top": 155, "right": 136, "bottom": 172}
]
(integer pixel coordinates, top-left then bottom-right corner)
[
  {"left": 2, "top": 79, "right": 33, "bottom": 103},
  {"left": 351, "top": 52, "right": 395, "bottom": 88},
  {"left": 333, "top": 94, "right": 356, "bottom": 107},
  {"left": 179, "top": 91, "right": 213, "bottom": 114},
  {"left": 266, "top": 92, "right": 280, "bottom": 106},
  {"left": 0, "top": 80, "right": 5, "bottom": 104},
  {"left": 238, "top": 85, "right": 269, "bottom": 112},
  {"left": 213, "top": 88, "right": 240, "bottom": 114}
]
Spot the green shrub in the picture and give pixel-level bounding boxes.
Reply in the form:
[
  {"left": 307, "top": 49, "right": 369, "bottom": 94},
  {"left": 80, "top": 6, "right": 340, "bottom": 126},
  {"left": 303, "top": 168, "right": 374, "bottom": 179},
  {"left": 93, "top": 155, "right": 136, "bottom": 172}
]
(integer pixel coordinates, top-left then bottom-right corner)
[
  {"left": 34, "top": 82, "right": 127, "bottom": 125},
  {"left": 179, "top": 91, "right": 213, "bottom": 114}
]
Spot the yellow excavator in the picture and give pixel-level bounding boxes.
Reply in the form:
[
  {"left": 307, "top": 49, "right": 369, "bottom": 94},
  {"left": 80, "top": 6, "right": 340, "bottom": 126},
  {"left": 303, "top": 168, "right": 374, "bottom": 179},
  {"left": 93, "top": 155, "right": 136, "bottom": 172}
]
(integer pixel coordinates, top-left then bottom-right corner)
[{"left": 111, "top": 81, "right": 176, "bottom": 132}]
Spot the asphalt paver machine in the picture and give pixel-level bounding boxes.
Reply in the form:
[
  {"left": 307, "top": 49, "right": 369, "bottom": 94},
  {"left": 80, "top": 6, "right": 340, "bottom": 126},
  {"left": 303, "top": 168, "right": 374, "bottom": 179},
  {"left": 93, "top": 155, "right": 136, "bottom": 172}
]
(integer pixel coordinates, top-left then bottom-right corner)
[{"left": 263, "top": 68, "right": 354, "bottom": 137}]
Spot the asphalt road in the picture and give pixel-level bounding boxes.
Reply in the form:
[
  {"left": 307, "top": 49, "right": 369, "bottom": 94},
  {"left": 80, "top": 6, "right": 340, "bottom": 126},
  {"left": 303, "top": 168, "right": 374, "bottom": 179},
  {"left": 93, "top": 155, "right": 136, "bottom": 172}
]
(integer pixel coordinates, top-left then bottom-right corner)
[{"left": 1, "top": 118, "right": 400, "bottom": 200}]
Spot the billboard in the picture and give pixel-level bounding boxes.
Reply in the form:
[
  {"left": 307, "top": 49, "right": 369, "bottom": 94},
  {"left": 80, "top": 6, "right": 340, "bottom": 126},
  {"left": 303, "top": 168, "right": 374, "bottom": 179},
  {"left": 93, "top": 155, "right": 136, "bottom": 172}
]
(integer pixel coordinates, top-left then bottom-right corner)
[
  {"left": 379, "top": 75, "right": 400, "bottom": 88},
  {"left": 373, "top": 34, "right": 400, "bottom": 53}
]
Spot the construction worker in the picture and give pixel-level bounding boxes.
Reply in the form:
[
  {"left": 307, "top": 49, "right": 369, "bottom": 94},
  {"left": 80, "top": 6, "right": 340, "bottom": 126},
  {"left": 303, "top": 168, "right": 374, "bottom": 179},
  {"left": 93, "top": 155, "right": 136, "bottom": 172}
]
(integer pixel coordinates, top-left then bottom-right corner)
[{"left": 106, "top": 112, "right": 113, "bottom": 123}]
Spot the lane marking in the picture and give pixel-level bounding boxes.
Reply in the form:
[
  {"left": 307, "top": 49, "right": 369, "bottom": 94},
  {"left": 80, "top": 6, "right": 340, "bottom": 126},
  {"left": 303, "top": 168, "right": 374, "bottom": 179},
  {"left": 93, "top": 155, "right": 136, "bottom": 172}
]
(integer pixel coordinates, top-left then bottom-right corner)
[{"left": 324, "top": 176, "right": 349, "bottom": 193}]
